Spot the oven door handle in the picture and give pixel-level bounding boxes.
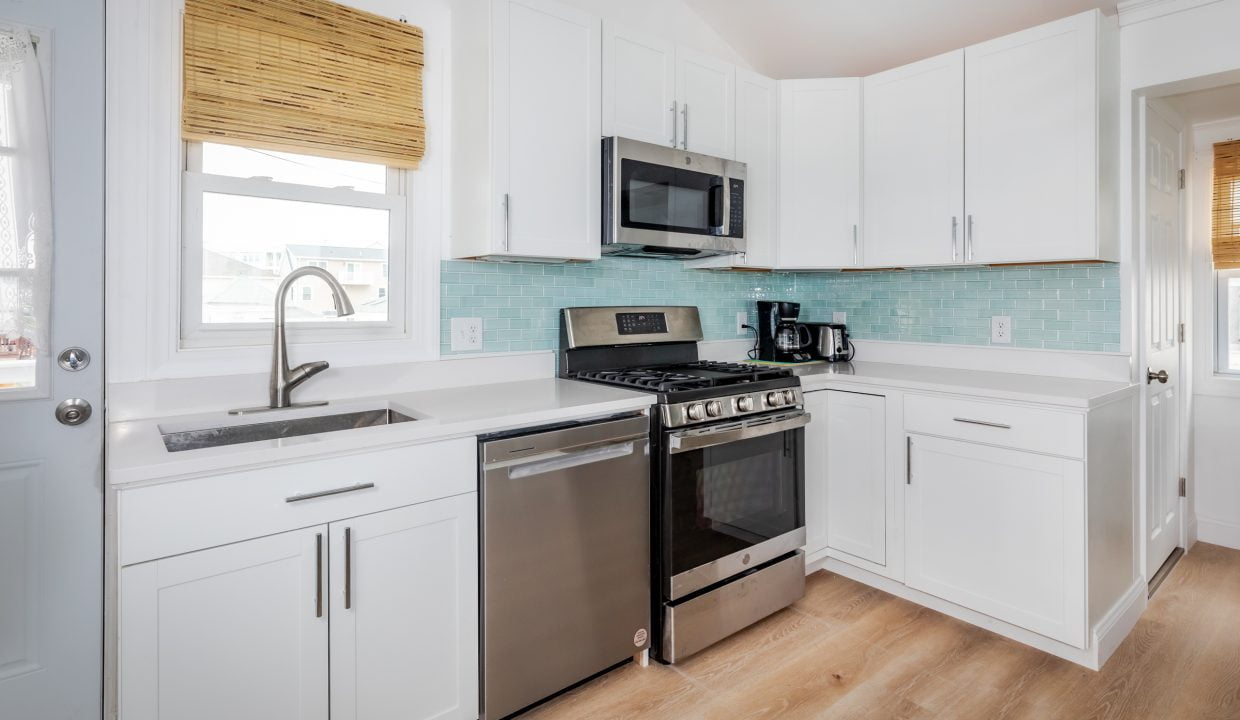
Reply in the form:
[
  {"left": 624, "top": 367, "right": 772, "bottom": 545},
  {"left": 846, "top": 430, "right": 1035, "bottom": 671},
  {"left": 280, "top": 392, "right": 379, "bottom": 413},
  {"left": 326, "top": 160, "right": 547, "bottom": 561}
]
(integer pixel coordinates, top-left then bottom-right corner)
[{"left": 667, "top": 412, "right": 810, "bottom": 454}]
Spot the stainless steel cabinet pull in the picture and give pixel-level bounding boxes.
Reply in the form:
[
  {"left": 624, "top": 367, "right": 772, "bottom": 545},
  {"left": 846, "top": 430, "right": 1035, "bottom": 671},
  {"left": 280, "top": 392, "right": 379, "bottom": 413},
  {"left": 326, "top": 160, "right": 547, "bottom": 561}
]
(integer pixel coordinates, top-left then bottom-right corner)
[
  {"left": 670, "top": 101, "right": 678, "bottom": 147},
  {"left": 344, "top": 527, "right": 353, "bottom": 610},
  {"left": 952, "top": 417, "right": 1012, "bottom": 430},
  {"left": 951, "top": 216, "right": 958, "bottom": 262},
  {"left": 681, "top": 103, "right": 689, "bottom": 149},
  {"left": 852, "top": 225, "right": 859, "bottom": 266},
  {"left": 285, "top": 482, "right": 376, "bottom": 503},
  {"left": 906, "top": 436, "right": 912, "bottom": 485},
  {"left": 966, "top": 214, "right": 974, "bottom": 261},
  {"left": 315, "top": 533, "right": 324, "bottom": 618},
  {"left": 502, "top": 193, "right": 511, "bottom": 252}
]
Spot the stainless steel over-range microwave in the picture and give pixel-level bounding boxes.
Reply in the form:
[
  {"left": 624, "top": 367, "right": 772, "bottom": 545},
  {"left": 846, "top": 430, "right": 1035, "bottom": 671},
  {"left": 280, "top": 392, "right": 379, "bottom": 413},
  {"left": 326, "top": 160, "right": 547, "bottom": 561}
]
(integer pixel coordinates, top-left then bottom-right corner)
[{"left": 602, "top": 136, "right": 746, "bottom": 260}]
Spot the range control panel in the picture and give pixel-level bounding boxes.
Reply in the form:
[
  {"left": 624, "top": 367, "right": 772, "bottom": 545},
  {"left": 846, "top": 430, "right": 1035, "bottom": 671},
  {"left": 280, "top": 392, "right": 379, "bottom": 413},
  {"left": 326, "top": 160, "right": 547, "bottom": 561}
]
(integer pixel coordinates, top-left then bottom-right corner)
[{"left": 616, "top": 312, "right": 668, "bottom": 335}]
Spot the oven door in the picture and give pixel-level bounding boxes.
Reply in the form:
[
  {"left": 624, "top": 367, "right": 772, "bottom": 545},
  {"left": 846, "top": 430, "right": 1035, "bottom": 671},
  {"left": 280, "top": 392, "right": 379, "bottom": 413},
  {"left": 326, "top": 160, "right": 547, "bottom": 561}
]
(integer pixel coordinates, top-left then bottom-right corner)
[
  {"left": 621, "top": 157, "right": 730, "bottom": 238},
  {"left": 661, "top": 410, "right": 808, "bottom": 601}
]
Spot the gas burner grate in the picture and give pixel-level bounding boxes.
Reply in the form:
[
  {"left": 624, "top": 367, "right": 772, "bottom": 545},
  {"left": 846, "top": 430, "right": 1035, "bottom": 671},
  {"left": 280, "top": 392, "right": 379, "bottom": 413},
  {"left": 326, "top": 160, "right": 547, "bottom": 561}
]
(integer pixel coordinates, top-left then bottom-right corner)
[{"left": 573, "top": 361, "right": 792, "bottom": 393}]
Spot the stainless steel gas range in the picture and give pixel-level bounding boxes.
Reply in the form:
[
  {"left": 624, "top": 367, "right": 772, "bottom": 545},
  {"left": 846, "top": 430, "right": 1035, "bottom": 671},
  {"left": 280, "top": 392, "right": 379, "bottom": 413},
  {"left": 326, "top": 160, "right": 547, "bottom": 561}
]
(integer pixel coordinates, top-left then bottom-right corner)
[{"left": 559, "top": 306, "right": 808, "bottom": 663}]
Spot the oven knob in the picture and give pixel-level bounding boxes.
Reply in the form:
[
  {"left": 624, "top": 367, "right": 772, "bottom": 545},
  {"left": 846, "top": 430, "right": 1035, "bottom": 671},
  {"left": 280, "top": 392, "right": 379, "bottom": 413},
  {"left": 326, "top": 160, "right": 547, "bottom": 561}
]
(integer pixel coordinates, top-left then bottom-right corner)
[
  {"left": 706, "top": 400, "right": 723, "bottom": 417},
  {"left": 686, "top": 403, "right": 706, "bottom": 421},
  {"left": 783, "top": 390, "right": 797, "bottom": 405},
  {"left": 766, "top": 392, "right": 785, "bottom": 407},
  {"left": 735, "top": 396, "right": 754, "bottom": 412}
]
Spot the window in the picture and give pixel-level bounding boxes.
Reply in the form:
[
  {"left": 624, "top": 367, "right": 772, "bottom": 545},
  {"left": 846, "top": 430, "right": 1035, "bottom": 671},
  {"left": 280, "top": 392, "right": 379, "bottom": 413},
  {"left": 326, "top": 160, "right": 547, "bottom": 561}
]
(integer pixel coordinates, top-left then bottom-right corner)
[
  {"left": 1214, "top": 140, "right": 1240, "bottom": 373},
  {"left": 181, "top": 141, "right": 408, "bottom": 346}
]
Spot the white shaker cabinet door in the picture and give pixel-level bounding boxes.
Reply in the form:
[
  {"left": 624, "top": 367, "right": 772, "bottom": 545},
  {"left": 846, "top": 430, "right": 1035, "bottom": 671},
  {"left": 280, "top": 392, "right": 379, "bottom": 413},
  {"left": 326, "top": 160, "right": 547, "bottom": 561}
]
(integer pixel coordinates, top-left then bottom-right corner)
[
  {"left": 675, "top": 46, "right": 735, "bottom": 159},
  {"left": 904, "top": 435, "right": 1087, "bottom": 647},
  {"left": 863, "top": 50, "right": 965, "bottom": 268},
  {"left": 825, "top": 391, "right": 887, "bottom": 567},
  {"left": 964, "top": 11, "right": 1101, "bottom": 263},
  {"left": 119, "top": 526, "right": 330, "bottom": 720},
  {"left": 802, "top": 390, "right": 830, "bottom": 556},
  {"left": 777, "top": 78, "right": 862, "bottom": 269},
  {"left": 601, "top": 23, "right": 676, "bottom": 147},
  {"left": 492, "top": 0, "right": 601, "bottom": 260},
  {"left": 329, "top": 494, "right": 479, "bottom": 720}
]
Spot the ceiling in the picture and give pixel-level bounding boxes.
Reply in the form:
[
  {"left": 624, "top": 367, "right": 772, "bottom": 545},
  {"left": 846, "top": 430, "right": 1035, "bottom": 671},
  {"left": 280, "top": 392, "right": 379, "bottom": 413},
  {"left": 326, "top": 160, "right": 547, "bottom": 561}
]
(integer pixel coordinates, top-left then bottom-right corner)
[{"left": 682, "top": 0, "right": 1117, "bottom": 78}]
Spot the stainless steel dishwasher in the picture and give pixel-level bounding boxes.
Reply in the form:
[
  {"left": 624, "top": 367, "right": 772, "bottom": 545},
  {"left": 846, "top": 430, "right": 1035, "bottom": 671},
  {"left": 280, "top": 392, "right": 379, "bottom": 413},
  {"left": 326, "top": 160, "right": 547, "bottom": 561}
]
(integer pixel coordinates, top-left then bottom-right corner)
[{"left": 480, "top": 413, "right": 651, "bottom": 720}]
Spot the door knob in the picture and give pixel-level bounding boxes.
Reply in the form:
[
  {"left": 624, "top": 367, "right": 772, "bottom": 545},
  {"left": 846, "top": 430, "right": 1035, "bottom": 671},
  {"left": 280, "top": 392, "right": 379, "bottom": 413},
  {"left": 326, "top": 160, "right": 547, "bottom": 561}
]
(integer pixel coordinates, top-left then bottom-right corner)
[
  {"left": 55, "top": 398, "right": 92, "bottom": 426},
  {"left": 1147, "top": 368, "right": 1169, "bottom": 384}
]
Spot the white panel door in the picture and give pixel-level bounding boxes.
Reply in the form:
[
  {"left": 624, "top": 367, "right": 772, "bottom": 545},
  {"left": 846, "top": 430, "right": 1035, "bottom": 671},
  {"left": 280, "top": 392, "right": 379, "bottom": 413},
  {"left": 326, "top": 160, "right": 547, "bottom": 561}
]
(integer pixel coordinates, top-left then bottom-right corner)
[
  {"left": 734, "top": 68, "right": 778, "bottom": 268},
  {"left": 493, "top": 0, "right": 600, "bottom": 260},
  {"left": 778, "top": 78, "right": 861, "bottom": 269},
  {"left": 601, "top": 23, "right": 675, "bottom": 147},
  {"left": 825, "top": 391, "right": 887, "bottom": 566},
  {"left": 965, "top": 12, "right": 1098, "bottom": 263},
  {"left": 802, "top": 390, "right": 829, "bottom": 556},
  {"left": 863, "top": 50, "right": 964, "bottom": 268},
  {"left": 905, "top": 435, "right": 1086, "bottom": 647},
  {"left": 675, "top": 47, "right": 734, "bottom": 159},
  {"left": 330, "top": 494, "right": 479, "bottom": 720},
  {"left": 1142, "top": 102, "right": 1183, "bottom": 580},
  {"left": 118, "top": 526, "right": 330, "bottom": 720},
  {"left": 0, "top": 2, "right": 104, "bottom": 718}
]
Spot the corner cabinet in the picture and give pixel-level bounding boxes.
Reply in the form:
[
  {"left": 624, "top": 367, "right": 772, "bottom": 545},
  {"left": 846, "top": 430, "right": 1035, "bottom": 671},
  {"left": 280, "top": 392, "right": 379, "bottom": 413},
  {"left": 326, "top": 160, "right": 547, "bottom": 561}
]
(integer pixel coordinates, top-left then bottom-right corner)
[
  {"left": 451, "top": 0, "right": 601, "bottom": 261},
  {"left": 117, "top": 438, "right": 479, "bottom": 720},
  {"left": 777, "top": 79, "right": 863, "bottom": 270}
]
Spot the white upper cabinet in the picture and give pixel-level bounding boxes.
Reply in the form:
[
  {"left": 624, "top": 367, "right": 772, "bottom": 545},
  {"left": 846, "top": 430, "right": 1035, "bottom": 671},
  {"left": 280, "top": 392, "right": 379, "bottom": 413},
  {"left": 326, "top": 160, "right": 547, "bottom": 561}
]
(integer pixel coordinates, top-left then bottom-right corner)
[
  {"left": 777, "top": 78, "right": 862, "bottom": 269},
  {"left": 675, "top": 47, "right": 735, "bottom": 158},
  {"left": 601, "top": 24, "right": 735, "bottom": 159},
  {"left": 451, "top": 0, "right": 601, "bottom": 261},
  {"left": 964, "top": 10, "right": 1117, "bottom": 264},
  {"left": 863, "top": 50, "right": 965, "bottom": 268},
  {"left": 731, "top": 68, "right": 779, "bottom": 268},
  {"left": 601, "top": 23, "right": 676, "bottom": 147}
]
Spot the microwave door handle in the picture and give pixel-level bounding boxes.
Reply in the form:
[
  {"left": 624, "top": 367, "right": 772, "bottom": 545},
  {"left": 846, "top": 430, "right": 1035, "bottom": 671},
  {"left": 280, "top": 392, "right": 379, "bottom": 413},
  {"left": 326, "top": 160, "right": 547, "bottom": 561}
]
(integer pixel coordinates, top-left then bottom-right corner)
[
  {"left": 668, "top": 412, "right": 811, "bottom": 454},
  {"left": 722, "top": 180, "right": 732, "bottom": 237},
  {"left": 708, "top": 182, "right": 725, "bottom": 236}
]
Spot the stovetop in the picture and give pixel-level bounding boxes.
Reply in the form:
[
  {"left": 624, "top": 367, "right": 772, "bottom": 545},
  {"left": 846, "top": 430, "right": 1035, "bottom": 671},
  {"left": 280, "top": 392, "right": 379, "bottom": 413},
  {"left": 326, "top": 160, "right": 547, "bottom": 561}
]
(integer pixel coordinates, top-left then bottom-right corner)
[{"left": 572, "top": 360, "right": 795, "bottom": 397}]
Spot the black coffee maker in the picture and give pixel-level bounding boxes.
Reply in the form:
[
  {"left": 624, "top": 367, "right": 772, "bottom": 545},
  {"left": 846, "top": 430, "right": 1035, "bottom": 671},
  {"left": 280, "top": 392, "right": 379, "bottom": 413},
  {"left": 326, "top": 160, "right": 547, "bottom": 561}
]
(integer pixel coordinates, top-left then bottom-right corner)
[{"left": 756, "top": 301, "right": 814, "bottom": 363}]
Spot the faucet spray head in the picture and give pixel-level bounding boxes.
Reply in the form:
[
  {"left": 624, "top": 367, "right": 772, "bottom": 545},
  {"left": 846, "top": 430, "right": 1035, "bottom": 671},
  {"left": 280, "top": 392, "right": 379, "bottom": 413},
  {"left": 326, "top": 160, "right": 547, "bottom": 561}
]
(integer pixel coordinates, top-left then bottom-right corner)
[{"left": 333, "top": 291, "right": 356, "bottom": 317}]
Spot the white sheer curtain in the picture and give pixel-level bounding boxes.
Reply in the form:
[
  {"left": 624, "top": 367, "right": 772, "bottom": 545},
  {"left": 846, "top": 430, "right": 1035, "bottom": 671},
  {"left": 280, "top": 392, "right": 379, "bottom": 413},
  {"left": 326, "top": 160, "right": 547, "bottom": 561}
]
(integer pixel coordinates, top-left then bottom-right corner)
[{"left": 0, "top": 28, "right": 52, "bottom": 387}]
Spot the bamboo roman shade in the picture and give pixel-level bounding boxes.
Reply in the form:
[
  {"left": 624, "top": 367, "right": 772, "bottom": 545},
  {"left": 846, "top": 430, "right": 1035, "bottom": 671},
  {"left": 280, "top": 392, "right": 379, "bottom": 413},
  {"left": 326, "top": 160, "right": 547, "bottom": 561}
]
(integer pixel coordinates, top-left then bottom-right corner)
[
  {"left": 1214, "top": 140, "right": 1240, "bottom": 269},
  {"left": 182, "top": 0, "right": 425, "bottom": 168}
]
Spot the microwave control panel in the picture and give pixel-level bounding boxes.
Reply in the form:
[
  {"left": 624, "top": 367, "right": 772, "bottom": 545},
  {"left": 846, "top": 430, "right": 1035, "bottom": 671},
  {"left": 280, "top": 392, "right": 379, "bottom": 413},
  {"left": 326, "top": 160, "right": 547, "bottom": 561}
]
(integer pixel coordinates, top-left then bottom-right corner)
[{"left": 727, "top": 178, "right": 745, "bottom": 239}]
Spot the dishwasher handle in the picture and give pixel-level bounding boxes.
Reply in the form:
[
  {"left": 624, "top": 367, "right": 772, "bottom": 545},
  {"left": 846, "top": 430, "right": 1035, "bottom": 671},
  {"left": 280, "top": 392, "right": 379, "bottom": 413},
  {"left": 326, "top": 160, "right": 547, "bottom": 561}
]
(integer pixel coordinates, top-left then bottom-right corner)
[{"left": 501, "top": 439, "right": 645, "bottom": 479}]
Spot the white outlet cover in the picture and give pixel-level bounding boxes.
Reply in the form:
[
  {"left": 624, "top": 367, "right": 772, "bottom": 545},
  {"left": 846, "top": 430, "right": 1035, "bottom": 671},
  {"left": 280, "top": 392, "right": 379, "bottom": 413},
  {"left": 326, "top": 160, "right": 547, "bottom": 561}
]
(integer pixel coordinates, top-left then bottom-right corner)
[
  {"left": 832, "top": 311, "right": 847, "bottom": 324},
  {"left": 737, "top": 311, "right": 749, "bottom": 335},
  {"left": 991, "top": 315, "right": 1012, "bottom": 344},
  {"left": 450, "top": 317, "right": 483, "bottom": 352}
]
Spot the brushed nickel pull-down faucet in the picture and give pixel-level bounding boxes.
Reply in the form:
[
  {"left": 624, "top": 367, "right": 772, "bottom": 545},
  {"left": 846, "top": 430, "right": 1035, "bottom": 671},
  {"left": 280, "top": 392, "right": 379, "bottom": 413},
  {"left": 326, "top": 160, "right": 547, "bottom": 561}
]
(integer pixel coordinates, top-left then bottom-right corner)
[{"left": 230, "top": 266, "right": 355, "bottom": 415}]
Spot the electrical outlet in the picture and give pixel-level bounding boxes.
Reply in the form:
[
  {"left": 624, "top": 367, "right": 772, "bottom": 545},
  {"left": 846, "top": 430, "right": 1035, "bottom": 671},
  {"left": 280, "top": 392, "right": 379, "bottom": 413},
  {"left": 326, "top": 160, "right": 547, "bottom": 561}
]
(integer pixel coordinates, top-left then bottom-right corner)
[
  {"left": 450, "top": 317, "right": 483, "bottom": 352},
  {"left": 737, "top": 312, "right": 749, "bottom": 336},
  {"left": 833, "top": 311, "right": 847, "bottom": 324},
  {"left": 991, "top": 315, "right": 1012, "bottom": 344}
]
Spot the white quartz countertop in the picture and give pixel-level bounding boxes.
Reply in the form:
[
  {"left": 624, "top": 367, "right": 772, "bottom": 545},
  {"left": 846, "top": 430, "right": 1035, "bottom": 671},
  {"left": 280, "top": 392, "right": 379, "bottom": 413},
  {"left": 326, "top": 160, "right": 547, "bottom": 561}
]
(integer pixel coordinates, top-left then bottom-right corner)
[
  {"left": 108, "top": 378, "right": 655, "bottom": 487},
  {"left": 789, "top": 360, "right": 1136, "bottom": 408}
]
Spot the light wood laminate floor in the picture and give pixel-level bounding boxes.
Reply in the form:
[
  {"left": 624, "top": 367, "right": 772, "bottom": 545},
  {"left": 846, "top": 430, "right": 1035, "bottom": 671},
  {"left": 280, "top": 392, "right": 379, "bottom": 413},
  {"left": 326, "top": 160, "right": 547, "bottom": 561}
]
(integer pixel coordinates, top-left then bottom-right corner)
[{"left": 522, "top": 543, "right": 1240, "bottom": 720}]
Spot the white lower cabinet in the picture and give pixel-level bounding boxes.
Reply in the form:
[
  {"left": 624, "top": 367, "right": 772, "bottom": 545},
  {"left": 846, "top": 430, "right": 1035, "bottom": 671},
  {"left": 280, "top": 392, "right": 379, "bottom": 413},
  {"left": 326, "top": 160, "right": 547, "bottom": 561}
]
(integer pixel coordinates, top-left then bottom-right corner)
[
  {"left": 119, "top": 494, "right": 479, "bottom": 720},
  {"left": 904, "top": 434, "right": 1087, "bottom": 647},
  {"left": 329, "top": 495, "right": 478, "bottom": 720},
  {"left": 803, "top": 390, "right": 888, "bottom": 569}
]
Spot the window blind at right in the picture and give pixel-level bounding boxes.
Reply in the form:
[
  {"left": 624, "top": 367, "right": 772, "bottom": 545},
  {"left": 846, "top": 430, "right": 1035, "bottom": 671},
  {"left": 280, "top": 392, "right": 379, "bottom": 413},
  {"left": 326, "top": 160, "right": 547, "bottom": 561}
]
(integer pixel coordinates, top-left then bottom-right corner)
[{"left": 1214, "top": 140, "right": 1240, "bottom": 269}]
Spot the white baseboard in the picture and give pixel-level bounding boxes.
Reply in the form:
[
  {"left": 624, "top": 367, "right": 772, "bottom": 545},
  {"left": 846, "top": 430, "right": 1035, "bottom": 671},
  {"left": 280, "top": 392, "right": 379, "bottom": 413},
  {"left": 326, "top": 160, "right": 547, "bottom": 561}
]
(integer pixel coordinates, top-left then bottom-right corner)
[
  {"left": 1197, "top": 515, "right": 1240, "bottom": 550},
  {"left": 1092, "top": 580, "right": 1147, "bottom": 668},
  {"left": 816, "top": 558, "right": 1144, "bottom": 671}
]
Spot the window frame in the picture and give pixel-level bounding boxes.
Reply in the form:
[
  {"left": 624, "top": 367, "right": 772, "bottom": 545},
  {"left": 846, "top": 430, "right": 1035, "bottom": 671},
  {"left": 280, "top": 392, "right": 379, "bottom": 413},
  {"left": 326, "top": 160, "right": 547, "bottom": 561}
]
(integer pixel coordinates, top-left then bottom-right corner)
[
  {"left": 1216, "top": 268, "right": 1240, "bottom": 375},
  {"left": 179, "top": 141, "right": 409, "bottom": 349}
]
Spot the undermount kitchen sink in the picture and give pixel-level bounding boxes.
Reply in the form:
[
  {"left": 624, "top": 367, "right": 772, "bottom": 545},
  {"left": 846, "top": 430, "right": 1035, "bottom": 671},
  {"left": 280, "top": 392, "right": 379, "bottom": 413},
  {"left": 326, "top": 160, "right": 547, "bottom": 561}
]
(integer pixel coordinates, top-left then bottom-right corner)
[{"left": 159, "top": 408, "right": 417, "bottom": 453}]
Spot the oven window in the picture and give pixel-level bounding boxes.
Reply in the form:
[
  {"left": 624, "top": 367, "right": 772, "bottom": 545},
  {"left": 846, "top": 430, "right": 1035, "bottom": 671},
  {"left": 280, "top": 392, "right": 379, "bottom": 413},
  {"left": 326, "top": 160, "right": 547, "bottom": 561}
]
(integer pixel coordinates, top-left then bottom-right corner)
[
  {"left": 621, "top": 159, "right": 723, "bottom": 236},
  {"left": 665, "top": 427, "right": 803, "bottom": 576}
]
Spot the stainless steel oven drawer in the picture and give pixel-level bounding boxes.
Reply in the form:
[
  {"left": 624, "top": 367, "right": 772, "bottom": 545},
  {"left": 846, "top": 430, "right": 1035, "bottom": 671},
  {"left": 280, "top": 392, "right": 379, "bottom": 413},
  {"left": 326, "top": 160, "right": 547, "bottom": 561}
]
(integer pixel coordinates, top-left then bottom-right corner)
[{"left": 661, "top": 551, "right": 805, "bottom": 663}]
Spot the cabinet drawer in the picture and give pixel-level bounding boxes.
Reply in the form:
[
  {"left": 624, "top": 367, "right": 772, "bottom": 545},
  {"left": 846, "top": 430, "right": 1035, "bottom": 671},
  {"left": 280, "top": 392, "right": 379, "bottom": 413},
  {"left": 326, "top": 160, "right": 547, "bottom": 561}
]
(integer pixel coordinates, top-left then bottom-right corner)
[
  {"left": 904, "top": 394, "right": 1084, "bottom": 458},
  {"left": 118, "top": 437, "right": 477, "bottom": 566}
]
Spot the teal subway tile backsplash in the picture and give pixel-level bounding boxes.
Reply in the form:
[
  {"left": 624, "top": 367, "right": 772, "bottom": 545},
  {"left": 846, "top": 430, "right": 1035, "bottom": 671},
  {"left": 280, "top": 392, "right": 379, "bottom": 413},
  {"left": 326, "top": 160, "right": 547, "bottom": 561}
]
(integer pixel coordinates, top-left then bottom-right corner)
[{"left": 440, "top": 258, "right": 1120, "bottom": 355}]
